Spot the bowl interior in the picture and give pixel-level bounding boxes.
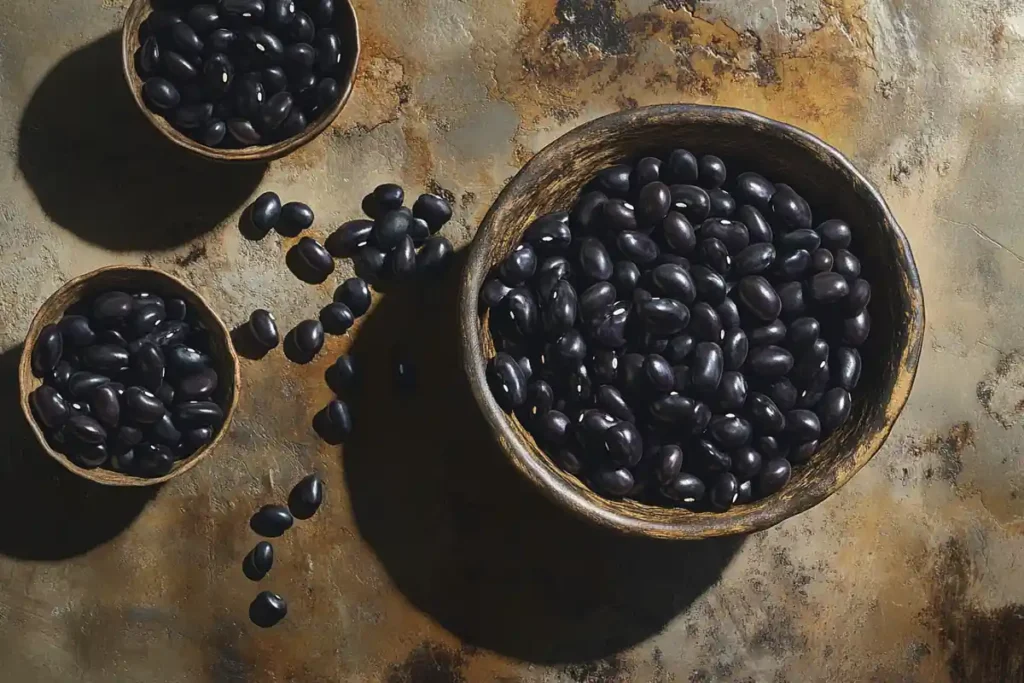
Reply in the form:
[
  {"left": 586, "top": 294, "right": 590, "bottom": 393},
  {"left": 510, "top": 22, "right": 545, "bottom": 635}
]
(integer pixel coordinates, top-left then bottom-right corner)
[
  {"left": 19, "top": 266, "right": 240, "bottom": 486},
  {"left": 464, "top": 105, "right": 924, "bottom": 539},
  {"left": 121, "top": 0, "right": 360, "bottom": 162}
]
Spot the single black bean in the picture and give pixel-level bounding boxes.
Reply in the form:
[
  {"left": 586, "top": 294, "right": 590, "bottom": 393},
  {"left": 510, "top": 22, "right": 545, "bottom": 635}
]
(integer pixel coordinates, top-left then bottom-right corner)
[
  {"left": 389, "top": 235, "right": 417, "bottom": 279},
  {"left": 480, "top": 279, "right": 512, "bottom": 310},
  {"left": 636, "top": 181, "right": 671, "bottom": 225},
  {"left": 578, "top": 237, "right": 613, "bottom": 281},
  {"left": 689, "top": 265, "right": 726, "bottom": 304},
  {"left": 288, "top": 236, "right": 334, "bottom": 283},
  {"left": 600, "top": 199, "right": 636, "bottom": 233},
  {"left": 250, "top": 504, "right": 293, "bottom": 538},
  {"left": 842, "top": 309, "right": 871, "bottom": 346},
  {"left": 785, "top": 409, "right": 821, "bottom": 442},
  {"left": 662, "top": 149, "right": 698, "bottom": 184},
  {"left": 277, "top": 201, "right": 314, "bottom": 236},
  {"left": 758, "top": 458, "right": 791, "bottom": 496},
  {"left": 314, "top": 28, "right": 342, "bottom": 72},
  {"left": 292, "top": 319, "right": 324, "bottom": 358},
  {"left": 689, "top": 302, "right": 723, "bottom": 343},
  {"left": 715, "top": 299, "right": 739, "bottom": 332},
  {"left": 575, "top": 409, "right": 617, "bottom": 452},
  {"left": 175, "top": 400, "right": 224, "bottom": 428},
  {"left": 500, "top": 288, "right": 539, "bottom": 339},
  {"left": 247, "top": 193, "right": 281, "bottom": 236},
  {"left": 746, "top": 392, "right": 784, "bottom": 434},
  {"left": 162, "top": 49, "right": 198, "bottom": 84},
  {"left": 617, "top": 231, "right": 659, "bottom": 265},
  {"left": 665, "top": 333, "right": 695, "bottom": 364},
  {"left": 747, "top": 345, "right": 794, "bottom": 377},
  {"left": 669, "top": 184, "right": 710, "bottom": 223},
  {"left": 831, "top": 347, "right": 862, "bottom": 390},
  {"left": 31, "top": 325, "right": 63, "bottom": 378},
  {"left": 593, "top": 164, "right": 632, "bottom": 197},
  {"left": 590, "top": 466, "right": 633, "bottom": 497},
  {"left": 152, "top": 412, "right": 183, "bottom": 446},
  {"left": 412, "top": 194, "right": 453, "bottom": 233},
  {"left": 818, "top": 387, "right": 852, "bottom": 434},
  {"left": 203, "top": 53, "right": 234, "bottom": 97},
  {"left": 691, "top": 341, "right": 724, "bottom": 393},
  {"left": 284, "top": 42, "right": 316, "bottom": 74},
  {"left": 520, "top": 380, "right": 554, "bottom": 422},
  {"left": 207, "top": 26, "right": 237, "bottom": 53},
  {"left": 30, "top": 386, "right": 69, "bottom": 430},
  {"left": 81, "top": 344, "right": 129, "bottom": 373},
  {"left": 49, "top": 361, "right": 73, "bottom": 392},
  {"left": 321, "top": 399, "right": 352, "bottom": 441},
  {"left": 177, "top": 367, "right": 219, "bottom": 401},
  {"left": 709, "top": 414, "right": 752, "bottom": 449},
  {"left": 368, "top": 209, "right": 409, "bottom": 252},
  {"left": 731, "top": 446, "right": 762, "bottom": 479},
  {"left": 649, "top": 263, "right": 695, "bottom": 304},
  {"left": 737, "top": 276, "right": 782, "bottom": 322},
  {"left": 603, "top": 421, "right": 643, "bottom": 467},
  {"left": 520, "top": 214, "right": 570, "bottom": 253},
  {"left": 71, "top": 443, "right": 109, "bottom": 469},
  {"left": 790, "top": 439, "right": 819, "bottom": 464},
  {"left": 646, "top": 392, "right": 691, "bottom": 424},
  {"left": 180, "top": 426, "right": 214, "bottom": 455},
  {"left": 733, "top": 172, "right": 775, "bottom": 211},
  {"left": 816, "top": 218, "right": 852, "bottom": 250},
  {"left": 642, "top": 354, "right": 674, "bottom": 394},
  {"left": 774, "top": 249, "right": 811, "bottom": 281},
  {"left": 325, "top": 219, "right": 373, "bottom": 258},
  {"left": 249, "top": 590, "right": 287, "bottom": 628},
  {"left": 709, "top": 472, "right": 739, "bottom": 511},
  {"left": 638, "top": 298, "right": 689, "bottom": 336},
  {"left": 697, "top": 238, "right": 731, "bottom": 276},
  {"left": 58, "top": 315, "right": 96, "bottom": 348},
  {"left": 541, "top": 280, "right": 578, "bottom": 338},
  {"left": 138, "top": 36, "right": 161, "bottom": 76},
  {"left": 552, "top": 331, "right": 587, "bottom": 367},
  {"left": 260, "top": 91, "right": 293, "bottom": 130},
  {"left": 97, "top": 329, "right": 128, "bottom": 349},
  {"left": 90, "top": 385, "right": 121, "bottom": 429},
  {"left": 736, "top": 204, "right": 773, "bottom": 244},
  {"left": 170, "top": 21, "right": 204, "bottom": 54},
  {"left": 663, "top": 472, "right": 705, "bottom": 503},
  {"left": 844, "top": 278, "right": 871, "bottom": 316},
  {"left": 248, "top": 309, "right": 280, "bottom": 350},
  {"left": 589, "top": 350, "right": 620, "bottom": 385},
  {"left": 132, "top": 304, "right": 166, "bottom": 337},
  {"left": 534, "top": 410, "right": 571, "bottom": 447},
  {"left": 487, "top": 353, "right": 527, "bottom": 411},
  {"left": 68, "top": 372, "right": 110, "bottom": 399},
  {"left": 144, "top": 77, "right": 181, "bottom": 110},
  {"left": 661, "top": 211, "right": 696, "bottom": 255},
  {"left": 786, "top": 317, "right": 820, "bottom": 350},
  {"left": 156, "top": 383, "right": 175, "bottom": 406},
  {"left": 244, "top": 541, "right": 274, "bottom": 580},
  {"left": 811, "top": 248, "right": 834, "bottom": 272},
  {"left": 258, "top": 66, "right": 287, "bottom": 95},
  {"left": 808, "top": 272, "right": 850, "bottom": 303},
  {"left": 590, "top": 385, "right": 631, "bottom": 424},
  {"left": 708, "top": 189, "right": 736, "bottom": 218},
  {"left": 92, "top": 291, "right": 133, "bottom": 326},
  {"left": 630, "top": 157, "right": 662, "bottom": 190},
  {"left": 780, "top": 228, "right": 821, "bottom": 252},
  {"left": 67, "top": 415, "right": 106, "bottom": 445},
  {"left": 720, "top": 328, "right": 749, "bottom": 370},
  {"left": 285, "top": 473, "right": 325, "bottom": 522},
  {"left": 702, "top": 218, "right": 749, "bottom": 253},
  {"left": 134, "top": 442, "right": 173, "bottom": 476},
  {"left": 717, "top": 371, "right": 748, "bottom": 412},
  {"left": 651, "top": 444, "right": 682, "bottom": 484},
  {"left": 833, "top": 248, "right": 861, "bottom": 283},
  {"left": 227, "top": 118, "right": 261, "bottom": 145},
  {"left": 579, "top": 282, "right": 617, "bottom": 322},
  {"left": 499, "top": 244, "right": 538, "bottom": 285},
  {"left": 570, "top": 191, "right": 608, "bottom": 233},
  {"left": 758, "top": 435, "right": 788, "bottom": 460},
  {"left": 733, "top": 243, "right": 776, "bottom": 276},
  {"left": 353, "top": 245, "right": 386, "bottom": 280},
  {"left": 124, "top": 386, "right": 166, "bottom": 424},
  {"left": 769, "top": 184, "right": 812, "bottom": 231}
]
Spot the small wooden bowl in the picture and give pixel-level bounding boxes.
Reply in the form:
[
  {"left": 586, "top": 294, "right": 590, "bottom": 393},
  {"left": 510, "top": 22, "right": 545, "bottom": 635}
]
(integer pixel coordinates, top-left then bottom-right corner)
[
  {"left": 19, "top": 266, "right": 241, "bottom": 486},
  {"left": 121, "top": 0, "right": 360, "bottom": 162},
  {"left": 460, "top": 104, "right": 926, "bottom": 540}
]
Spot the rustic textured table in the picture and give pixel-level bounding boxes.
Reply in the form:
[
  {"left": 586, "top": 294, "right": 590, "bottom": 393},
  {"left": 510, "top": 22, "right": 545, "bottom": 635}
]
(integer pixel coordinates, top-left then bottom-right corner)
[{"left": 1, "top": 1, "right": 1022, "bottom": 681}]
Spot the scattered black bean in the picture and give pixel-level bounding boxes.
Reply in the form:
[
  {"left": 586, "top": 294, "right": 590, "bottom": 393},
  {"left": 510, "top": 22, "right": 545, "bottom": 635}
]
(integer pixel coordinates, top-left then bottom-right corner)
[
  {"left": 278, "top": 202, "right": 315, "bottom": 236},
  {"left": 250, "top": 590, "right": 287, "bottom": 627},
  {"left": 248, "top": 309, "right": 280, "bottom": 350},
  {"left": 243, "top": 541, "right": 274, "bottom": 581}
]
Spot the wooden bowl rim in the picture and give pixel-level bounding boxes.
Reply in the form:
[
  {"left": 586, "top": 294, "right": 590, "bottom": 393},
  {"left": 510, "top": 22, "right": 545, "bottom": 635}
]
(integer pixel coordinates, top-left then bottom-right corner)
[
  {"left": 120, "top": 0, "right": 361, "bottom": 163},
  {"left": 19, "top": 265, "right": 242, "bottom": 487},
  {"left": 460, "top": 103, "right": 926, "bottom": 539}
]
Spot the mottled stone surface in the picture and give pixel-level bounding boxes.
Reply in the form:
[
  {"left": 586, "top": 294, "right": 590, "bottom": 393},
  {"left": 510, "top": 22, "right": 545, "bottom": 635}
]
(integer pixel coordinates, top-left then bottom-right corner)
[{"left": 1, "top": 1, "right": 1023, "bottom": 681}]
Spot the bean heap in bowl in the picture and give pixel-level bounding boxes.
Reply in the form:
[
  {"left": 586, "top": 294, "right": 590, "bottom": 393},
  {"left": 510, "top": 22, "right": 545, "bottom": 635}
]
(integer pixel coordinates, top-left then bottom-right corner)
[
  {"left": 481, "top": 151, "right": 869, "bottom": 512},
  {"left": 29, "top": 291, "right": 226, "bottom": 478},
  {"left": 134, "top": 0, "right": 349, "bottom": 148}
]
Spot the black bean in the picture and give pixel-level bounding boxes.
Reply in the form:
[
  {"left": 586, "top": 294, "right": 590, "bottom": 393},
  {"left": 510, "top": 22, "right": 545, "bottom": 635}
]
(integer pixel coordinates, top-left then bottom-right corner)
[
  {"left": 177, "top": 367, "right": 219, "bottom": 401},
  {"left": 72, "top": 443, "right": 110, "bottom": 469},
  {"left": 244, "top": 193, "right": 281, "bottom": 237},
  {"left": 649, "top": 263, "right": 695, "bottom": 304},
  {"left": 746, "top": 392, "right": 785, "bottom": 434},
  {"left": 366, "top": 210, "right": 409, "bottom": 253},
  {"left": 161, "top": 50, "right": 198, "bottom": 84},
  {"left": 501, "top": 287, "right": 539, "bottom": 339},
  {"left": 733, "top": 243, "right": 776, "bottom": 276},
  {"left": 774, "top": 248, "right": 811, "bottom": 281},
  {"left": 833, "top": 248, "right": 861, "bottom": 283},
  {"left": 31, "top": 324, "right": 63, "bottom": 378},
  {"left": 152, "top": 411, "right": 183, "bottom": 446},
  {"left": 663, "top": 472, "right": 705, "bottom": 503},
  {"left": 138, "top": 36, "right": 161, "bottom": 76},
  {"left": 832, "top": 347, "right": 862, "bottom": 390},
  {"left": 665, "top": 333, "right": 695, "bottom": 364},
  {"left": 413, "top": 193, "right": 453, "bottom": 233},
  {"left": 97, "top": 330, "right": 128, "bottom": 349},
  {"left": 818, "top": 387, "right": 852, "bottom": 434},
  {"left": 645, "top": 391, "right": 690, "bottom": 423},
  {"left": 320, "top": 398, "right": 352, "bottom": 441},
  {"left": 58, "top": 315, "right": 96, "bottom": 348},
  {"left": 733, "top": 172, "right": 775, "bottom": 211},
  {"left": 736, "top": 204, "right": 773, "bottom": 244},
  {"left": 276, "top": 202, "right": 314, "bottom": 236},
  {"left": 747, "top": 345, "right": 794, "bottom": 377},
  {"left": 651, "top": 444, "right": 683, "bottom": 484},
  {"left": 68, "top": 372, "right": 110, "bottom": 399},
  {"left": 530, "top": 410, "right": 569, "bottom": 447},
  {"left": 769, "top": 184, "right": 812, "bottom": 231},
  {"left": 842, "top": 277, "right": 871, "bottom": 315},
  {"left": 689, "top": 265, "right": 726, "bottom": 304},
  {"left": 662, "top": 149, "right": 698, "bottom": 184},
  {"left": 325, "top": 219, "right": 373, "bottom": 258},
  {"left": 696, "top": 238, "right": 731, "bottom": 276},
  {"left": 589, "top": 385, "right": 631, "bottom": 423},
  {"left": 790, "top": 439, "right": 819, "bottom": 464},
  {"left": 593, "top": 466, "right": 634, "bottom": 496},
  {"left": 708, "top": 189, "right": 736, "bottom": 218},
  {"left": 248, "top": 309, "right": 280, "bottom": 350},
  {"left": 808, "top": 272, "right": 849, "bottom": 303},
  {"left": 249, "top": 590, "right": 288, "bottom": 628},
  {"left": 777, "top": 281, "right": 806, "bottom": 319},
  {"left": 811, "top": 248, "right": 834, "bottom": 272},
  {"left": 616, "top": 231, "right": 660, "bottom": 265},
  {"left": 49, "top": 361, "right": 73, "bottom": 391},
  {"left": 636, "top": 181, "right": 671, "bottom": 225},
  {"left": 227, "top": 118, "right": 261, "bottom": 145},
  {"left": 487, "top": 353, "right": 527, "bottom": 412},
  {"left": 709, "top": 472, "right": 739, "bottom": 511},
  {"left": 284, "top": 473, "right": 325, "bottom": 523},
  {"left": 133, "top": 303, "right": 167, "bottom": 337},
  {"left": 784, "top": 317, "right": 818, "bottom": 350},
  {"left": 570, "top": 191, "right": 608, "bottom": 233},
  {"left": 134, "top": 442, "right": 173, "bottom": 476},
  {"left": 174, "top": 401, "right": 223, "bottom": 428},
  {"left": 600, "top": 199, "right": 637, "bottom": 233},
  {"left": 575, "top": 409, "right": 617, "bottom": 451},
  {"left": 731, "top": 445, "right": 762, "bottom": 479},
  {"left": 499, "top": 244, "right": 539, "bottom": 286},
  {"left": 92, "top": 291, "right": 133, "bottom": 326},
  {"left": 170, "top": 21, "right": 204, "bottom": 54},
  {"left": 589, "top": 350, "right": 620, "bottom": 385},
  {"left": 156, "top": 383, "right": 175, "bottom": 406},
  {"left": 552, "top": 448, "right": 582, "bottom": 474},
  {"left": 244, "top": 541, "right": 274, "bottom": 580},
  {"left": 292, "top": 319, "right": 324, "bottom": 358},
  {"left": 639, "top": 354, "right": 673, "bottom": 393},
  {"left": 207, "top": 26, "right": 237, "bottom": 53},
  {"left": 288, "top": 236, "right": 334, "bottom": 283},
  {"left": 67, "top": 415, "right": 106, "bottom": 445},
  {"left": 842, "top": 309, "right": 871, "bottom": 346},
  {"left": 702, "top": 218, "right": 749, "bottom": 253},
  {"left": 757, "top": 435, "right": 788, "bottom": 460},
  {"left": 315, "top": 29, "right": 342, "bottom": 71},
  {"left": 818, "top": 219, "right": 852, "bottom": 249},
  {"left": 203, "top": 53, "right": 234, "bottom": 98},
  {"left": 669, "top": 184, "right": 710, "bottom": 223},
  {"left": 717, "top": 326, "right": 748, "bottom": 369},
  {"left": 629, "top": 157, "right": 661, "bottom": 190},
  {"left": 779, "top": 228, "right": 821, "bottom": 252},
  {"left": 81, "top": 344, "right": 129, "bottom": 374},
  {"left": 540, "top": 280, "right": 577, "bottom": 338},
  {"left": 593, "top": 164, "right": 632, "bottom": 197},
  {"left": 249, "top": 503, "right": 293, "bottom": 538},
  {"left": 388, "top": 235, "right": 417, "bottom": 279},
  {"left": 709, "top": 413, "right": 752, "bottom": 449},
  {"left": 30, "top": 386, "right": 69, "bottom": 430},
  {"left": 124, "top": 386, "right": 165, "bottom": 424},
  {"left": 579, "top": 282, "right": 617, "bottom": 322},
  {"left": 717, "top": 371, "right": 748, "bottom": 412},
  {"left": 661, "top": 211, "right": 696, "bottom": 255},
  {"left": 259, "top": 90, "right": 292, "bottom": 130},
  {"left": 688, "top": 302, "right": 722, "bottom": 342},
  {"left": 352, "top": 245, "right": 386, "bottom": 281},
  {"left": 89, "top": 384, "right": 120, "bottom": 429},
  {"left": 578, "top": 237, "right": 613, "bottom": 281},
  {"left": 144, "top": 75, "right": 181, "bottom": 111},
  {"left": 602, "top": 419, "right": 643, "bottom": 468},
  {"left": 758, "top": 458, "right": 791, "bottom": 496},
  {"left": 784, "top": 409, "right": 821, "bottom": 441},
  {"left": 283, "top": 42, "right": 316, "bottom": 74},
  {"left": 637, "top": 298, "right": 690, "bottom": 336},
  {"left": 691, "top": 341, "right": 724, "bottom": 393},
  {"left": 480, "top": 278, "right": 512, "bottom": 310},
  {"left": 736, "top": 276, "right": 782, "bottom": 322}
]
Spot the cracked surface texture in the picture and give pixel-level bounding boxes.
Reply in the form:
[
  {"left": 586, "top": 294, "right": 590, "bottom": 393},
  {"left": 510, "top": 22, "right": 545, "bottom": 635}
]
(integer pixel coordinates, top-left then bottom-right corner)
[{"left": 1, "top": 0, "right": 1023, "bottom": 681}]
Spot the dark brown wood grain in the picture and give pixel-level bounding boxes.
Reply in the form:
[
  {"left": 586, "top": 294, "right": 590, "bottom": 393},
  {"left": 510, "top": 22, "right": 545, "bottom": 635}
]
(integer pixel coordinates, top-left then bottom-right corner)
[
  {"left": 121, "top": 0, "right": 360, "bottom": 163},
  {"left": 19, "top": 266, "right": 241, "bottom": 487},
  {"left": 460, "top": 104, "right": 926, "bottom": 540}
]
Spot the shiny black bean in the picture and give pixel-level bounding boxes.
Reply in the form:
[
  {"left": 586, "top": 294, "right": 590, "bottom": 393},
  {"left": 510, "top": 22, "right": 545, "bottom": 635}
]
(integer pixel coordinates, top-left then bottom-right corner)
[
  {"left": 144, "top": 77, "right": 181, "bottom": 110},
  {"left": 541, "top": 280, "right": 578, "bottom": 337},
  {"left": 135, "top": 442, "right": 174, "bottom": 476},
  {"left": 702, "top": 218, "right": 749, "bottom": 253},
  {"left": 777, "top": 281, "right": 806, "bottom": 319},
  {"left": 244, "top": 540, "right": 274, "bottom": 580},
  {"left": 648, "top": 444, "right": 682, "bottom": 485},
  {"left": 708, "top": 472, "right": 738, "bottom": 511},
  {"left": 284, "top": 473, "right": 325, "bottom": 523},
  {"left": 745, "top": 393, "right": 783, "bottom": 435},
  {"left": 501, "top": 288, "right": 539, "bottom": 339},
  {"left": 732, "top": 243, "right": 775, "bottom": 276},
  {"left": 808, "top": 272, "right": 849, "bottom": 303},
  {"left": 243, "top": 25, "right": 284, "bottom": 63},
  {"left": 155, "top": 383, "right": 175, "bottom": 406},
  {"left": 747, "top": 345, "right": 794, "bottom": 377},
  {"left": 138, "top": 36, "right": 161, "bottom": 77},
  {"left": 518, "top": 214, "right": 569, "bottom": 253},
  {"left": 552, "top": 329, "right": 587, "bottom": 365},
  {"left": 648, "top": 263, "right": 694, "bottom": 304},
  {"left": 534, "top": 410, "right": 572, "bottom": 447},
  {"left": 695, "top": 155, "right": 725, "bottom": 189},
  {"left": 588, "top": 350, "right": 619, "bottom": 385},
  {"left": 687, "top": 302, "right": 720, "bottom": 343},
  {"left": 662, "top": 472, "right": 705, "bottom": 503},
  {"left": 636, "top": 181, "right": 671, "bottom": 225},
  {"left": 322, "top": 399, "right": 352, "bottom": 440},
  {"left": 817, "top": 218, "right": 852, "bottom": 249},
  {"left": 181, "top": 426, "right": 214, "bottom": 454},
  {"left": 177, "top": 367, "right": 219, "bottom": 401},
  {"left": 579, "top": 282, "right": 617, "bottom": 322},
  {"left": 170, "top": 21, "right": 204, "bottom": 54},
  {"left": 774, "top": 249, "right": 811, "bottom": 281},
  {"left": 173, "top": 401, "right": 223, "bottom": 429},
  {"left": 598, "top": 199, "right": 635, "bottom": 233},
  {"left": 73, "top": 444, "right": 110, "bottom": 469},
  {"left": 790, "top": 439, "right": 819, "bottom": 464},
  {"left": 732, "top": 172, "right": 774, "bottom": 211},
  {"left": 248, "top": 504, "right": 293, "bottom": 539},
  {"left": 786, "top": 317, "right": 820, "bottom": 350},
  {"left": 409, "top": 194, "right": 452, "bottom": 234},
  {"left": 640, "top": 354, "right": 673, "bottom": 394},
  {"left": 203, "top": 53, "right": 234, "bottom": 98},
  {"left": 487, "top": 353, "right": 527, "bottom": 411},
  {"left": 161, "top": 49, "right": 198, "bottom": 84},
  {"left": 697, "top": 238, "right": 731, "bottom": 276},
  {"left": 769, "top": 184, "right": 812, "bottom": 230},
  {"left": 290, "top": 319, "right": 324, "bottom": 359},
  {"left": 592, "top": 164, "right": 631, "bottom": 198},
  {"left": 351, "top": 246, "right": 385, "bottom": 281},
  {"left": 283, "top": 42, "right": 316, "bottom": 74},
  {"left": 691, "top": 341, "right": 724, "bottom": 393},
  {"left": 89, "top": 385, "right": 120, "bottom": 429},
  {"left": 133, "top": 304, "right": 167, "bottom": 337},
  {"left": 660, "top": 148, "right": 697, "bottom": 184},
  {"left": 247, "top": 309, "right": 279, "bottom": 350},
  {"left": 758, "top": 458, "right": 791, "bottom": 496},
  {"left": 570, "top": 191, "right": 607, "bottom": 233},
  {"left": 288, "top": 236, "right": 334, "bottom": 284},
  {"left": 328, "top": 280, "right": 369, "bottom": 320},
  {"left": 628, "top": 157, "right": 661, "bottom": 191},
  {"left": 683, "top": 268, "right": 722, "bottom": 308},
  {"left": 717, "top": 371, "right": 748, "bottom": 412},
  {"left": 721, "top": 328, "right": 749, "bottom": 371},
  {"left": 784, "top": 409, "right": 820, "bottom": 442},
  {"left": 603, "top": 421, "right": 642, "bottom": 467},
  {"left": 30, "top": 386, "right": 69, "bottom": 430},
  {"left": 591, "top": 466, "right": 633, "bottom": 497},
  {"left": 591, "top": 299, "right": 631, "bottom": 348},
  {"left": 843, "top": 279, "right": 871, "bottom": 316},
  {"left": 82, "top": 344, "right": 129, "bottom": 374},
  {"left": 730, "top": 446, "right": 762, "bottom": 479},
  {"left": 259, "top": 90, "right": 292, "bottom": 130},
  {"left": 324, "top": 220, "right": 372, "bottom": 258},
  {"left": 315, "top": 29, "right": 343, "bottom": 72},
  {"left": 818, "top": 387, "right": 852, "bottom": 434},
  {"left": 661, "top": 211, "right": 696, "bottom": 255},
  {"left": 646, "top": 392, "right": 690, "bottom": 423},
  {"left": 833, "top": 248, "right": 861, "bottom": 283},
  {"left": 49, "top": 361, "right": 73, "bottom": 392},
  {"left": 736, "top": 204, "right": 773, "bottom": 244},
  {"left": 68, "top": 372, "right": 110, "bottom": 399},
  {"left": 227, "top": 118, "right": 261, "bottom": 145},
  {"left": 499, "top": 244, "right": 538, "bottom": 286},
  {"left": 811, "top": 248, "right": 834, "bottom": 272},
  {"left": 31, "top": 324, "right": 63, "bottom": 378},
  {"left": 831, "top": 347, "right": 862, "bottom": 390},
  {"left": 589, "top": 385, "right": 630, "bottom": 424},
  {"left": 638, "top": 298, "right": 690, "bottom": 336},
  {"left": 709, "top": 414, "right": 751, "bottom": 449},
  {"left": 270, "top": 202, "right": 312, "bottom": 238},
  {"left": 708, "top": 189, "right": 736, "bottom": 218},
  {"left": 779, "top": 228, "right": 821, "bottom": 252},
  {"left": 388, "top": 235, "right": 417, "bottom": 279},
  {"left": 92, "top": 291, "right": 133, "bottom": 326},
  {"left": 248, "top": 590, "right": 288, "bottom": 628},
  {"left": 842, "top": 309, "right": 871, "bottom": 346},
  {"left": 152, "top": 412, "right": 183, "bottom": 446},
  {"left": 577, "top": 237, "right": 612, "bottom": 281},
  {"left": 58, "top": 315, "right": 96, "bottom": 348},
  {"left": 245, "top": 193, "right": 280, "bottom": 236},
  {"left": 67, "top": 415, "right": 106, "bottom": 445},
  {"left": 617, "top": 231, "right": 659, "bottom": 264},
  {"left": 736, "top": 276, "right": 782, "bottom": 322},
  {"left": 669, "top": 185, "right": 710, "bottom": 224},
  {"left": 124, "top": 386, "right": 165, "bottom": 424}
]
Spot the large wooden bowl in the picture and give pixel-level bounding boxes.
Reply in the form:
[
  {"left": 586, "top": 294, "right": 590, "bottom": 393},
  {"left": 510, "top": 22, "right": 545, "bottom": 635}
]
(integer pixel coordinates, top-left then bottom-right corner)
[
  {"left": 121, "top": 0, "right": 360, "bottom": 162},
  {"left": 460, "top": 104, "right": 925, "bottom": 540},
  {"left": 19, "top": 266, "right": 241, "bottom": 486}
]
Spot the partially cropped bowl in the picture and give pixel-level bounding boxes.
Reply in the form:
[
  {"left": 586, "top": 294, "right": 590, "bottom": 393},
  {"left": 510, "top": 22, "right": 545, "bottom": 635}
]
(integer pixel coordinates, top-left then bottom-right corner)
[
  {"left": 19, "top": 266, "right": 240, "bottom": 486},
  {"left": 121, "top": 0, "right": 360, "bottom": 162},
  {"left": 461, "top": 104, "right": 925, "bottom": 540}
]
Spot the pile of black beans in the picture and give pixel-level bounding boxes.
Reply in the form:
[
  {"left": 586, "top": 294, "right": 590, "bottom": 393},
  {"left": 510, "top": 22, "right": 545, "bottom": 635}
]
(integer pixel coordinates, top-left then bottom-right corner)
[
  {"left": 29, "top": 290, "right": 225, "bottom": 477},
  {"left": 244, "top": 472, "right": 324, "bottom": 627},
  {"left": 134, "top": 0, "right": 349, "bottom": 148},
  {"left": 481, "top": 150, "right": 868, "bottom": 512}
]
